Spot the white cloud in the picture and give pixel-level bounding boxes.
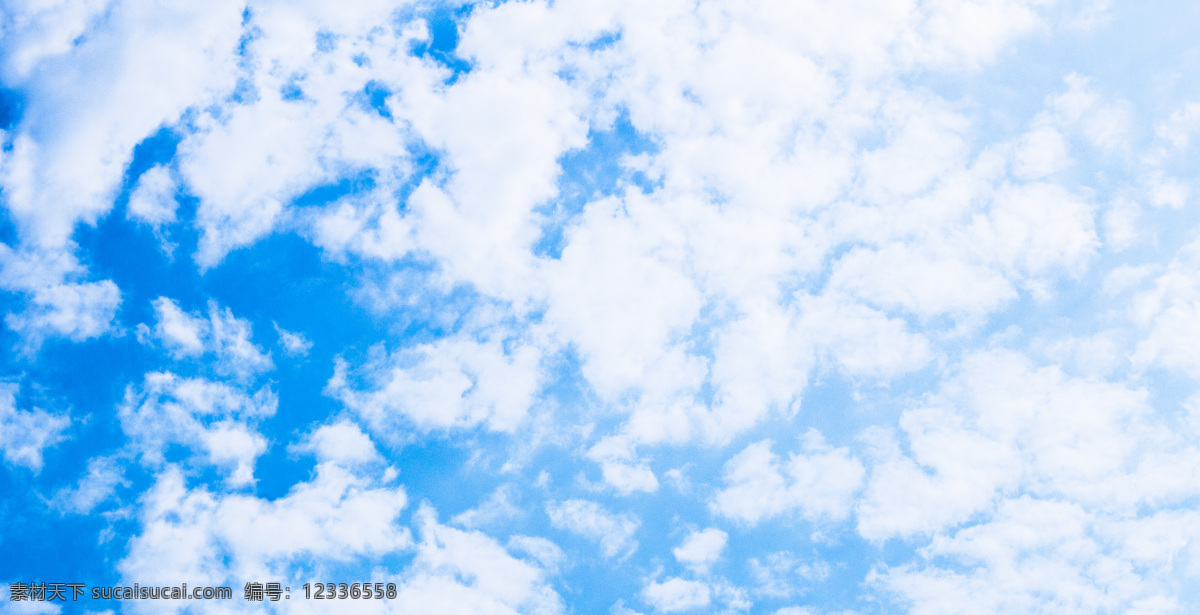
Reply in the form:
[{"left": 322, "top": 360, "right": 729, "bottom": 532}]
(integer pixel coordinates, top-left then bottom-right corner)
[
  {"left": 144, "top": 297, "right": 205, "bottom": 357},
  {"left": 310, "top": 191, "right": 416, "bottom": 262},
  {"left": 672, "top": 528, "right": 727, "bottom": 574},
  {"left": 642, "top": 578, "right": 711, "bottom": 613},
  {"left": 1047, "top": 73, "right": 1135, "bottom": 155},
  {"left": 795, "top": 293, "right": 933, "bottom": 378},
  {"left": 119, "top": 462, "right": 412, "bottom": 602},
  {"left": 872, "top": 497, "right": 1182, "bottom": 614},
  {"left": 117, "top": 372, "right": 276, "bottom": 486},
  {"left": 8, "top": 1, "right": 1193, "bottom": 613},
  {"left": 0, "top": 0, "right": 110, "bottom": 79},
  {"left": 141, "top": 297, "right": 273, "bottom": 379},
  {"left": 1132, "top": 239, "right": 1200, "bottom": 376},
  {"left": 0, "top": 0, "right": 245, "bottom": 251},
  {"left": 394, "top": 505, "right": 565, "bottom": 615},
  {"left": 274, "top": 322, "right": 313, "bottom": 357},
  {"left": 828, "top": 243, "right": 1017, "bottom": 319},
  {"left": 179, "top": 2, "right": 426, "bottom": 269},
  {"left": 452, "top": 485, "right": 523, "bottom": 529},
  {"left": 974, "top": 181, "right": 1097, "bottom": 278},
  {"left": 328, "top": 331, "right": 543, "bottom": 435},
  {"left": 507, "top": 535, "right": 567, "bottom": 574},
  {"left": 5, "top": 279, "right": 122, "bottom": 347},
  {"left": 546, "top": 499, "right": 639, "bottom": 560},
  {"left": 749, "top": 552, "right": 830, "bottom": 600},
  {"left": 395, "top": 4, "right": 592, "bottom": 299},
  {"left": 1013, "top": 125, "right": 1072, "bottom": 180},
  {"left": 774, "top": 609, "right": 818, "bottom": 615},
  {"left": 861, "top": 350, "right": 1200, "bottom": 611},
  {"left": 543, "top": 193, "right": 704, "bottom": 401},
  {"left": 0, "top": 245, "right": 121, "bottom": 350},
  {"left": 1101, "top": 196, "right": 1142, "bottom": 251},
  {"left": 292, "top": 420, "right": 380, "bottom": 466},
  {"left": 119, "top": 430, "right": 563, "bottom": 615},
  {"left": 53, "top": 455, "right": 125, "bottom": 514},
  {"left": 857, "top": 349, "right": 1189, "bottom": 539},
  {"left": 587, "top": 435, "right": 659, "bottom": 495},
  {"left": 126, "top": 165, "right": 177, "bottom": 228},
  {"left": 1155, "top": 101, "right": 1200, "bottom": 150},
  {"left": 712, "top": 430, "right": 864, "bottom": 526},
  {"left": 0, "top": 382, "right": 69, "bottom": 472}
]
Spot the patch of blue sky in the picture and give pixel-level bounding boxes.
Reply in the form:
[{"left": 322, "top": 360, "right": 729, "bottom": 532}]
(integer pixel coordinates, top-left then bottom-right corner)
[
  {"left": 536, "top": 110, "right": 658, "bottom": 259},
  {"left": 358, "top": 80, "right": 394, "bottom": 120},
  {"left": 405, "top": 3, "right": 475, "bottom": 83},
  {"left": 291, "top": 169, "right": 379, "bottom": 209},
  {"left": 0, "top": 88, "right": 22, "bottom": 133},
  {"left": 0, "top": 354, "right": 147, "bottom": 593}
]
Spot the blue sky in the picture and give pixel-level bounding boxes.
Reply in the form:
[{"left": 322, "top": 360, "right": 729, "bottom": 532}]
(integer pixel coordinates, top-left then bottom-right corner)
[{"left": 3, "top": 0, "right": 1200, "bottom": 613}]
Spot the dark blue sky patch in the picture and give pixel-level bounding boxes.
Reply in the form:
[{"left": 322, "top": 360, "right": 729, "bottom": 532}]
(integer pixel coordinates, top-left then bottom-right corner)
[
  {"left": 0, "top": 88, "right": 24, "bottom": 132},
  {"left": 115, "top": 127, "right": 181, "bottom": 200},
  {"left": 292, "top": 169, "right": 378, "bottom": 209},
  {"left": 0, "top": 483, "right": 127, "bottom": 591},
  {"left": 75, "top": 192, "right": 204, "bottom": 328},
  {"left": 0, "top": 202, "right": 18, "bottom": 248},
  {"left": 359, "top": 80, "right": 394, "bottom": 119},
  {"left": 238, "top": 7, "right": 260, "bottom": 59},
  {"left": 0, "top": 344, "right": 160, "bottom": 594},
  {"left": 187, "top": 232, "right": 382, "bottom": 500},
  {"left": 396, "top": 147, "right": 442, "bottom": 209},
  {"left": 407, "top": 4, "right": 475, "bottom": 83}
]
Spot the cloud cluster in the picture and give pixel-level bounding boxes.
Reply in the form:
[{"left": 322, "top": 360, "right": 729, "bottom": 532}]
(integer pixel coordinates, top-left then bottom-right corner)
[
  {"left": 4, "top": 0, "right": 1200, "bottom": 613},
  {"left": 0, "top": 383, "right": 68, "bottom": 472}
]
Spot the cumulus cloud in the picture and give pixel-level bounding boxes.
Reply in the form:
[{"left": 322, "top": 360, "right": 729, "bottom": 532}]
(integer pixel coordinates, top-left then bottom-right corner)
[
  {"left": 860, "top": 350, "right": 1199, "bottom": 539},
  {"left": 140, "top": 297, "right": 273, "bottom": 378},
  {"left": 0, "top": 246, "right": 120, "bottom": 350},
  {"left": 124, "top": 469, "right": 566, "bottom": 614},
  {"left": 126, "top": 165, "right": 177, "bottom": 228},
  {"left": 1131, "top": 239, "right": 1200, "bottom": 376},
  {"left": 52, "top": 455, "right": 126, "bottom": 514},
  {"left": 0, "top": 0, "right": 245, "bottom": 251},
  {"left": 327, "top": 331, "right": 543, "bottom": 435},
  {"left": 642, "top": 577, "right": 711, "bottom": 613},
  {"left": 120, "top": 463, "right": 412, "bottom": 603},
  {"left": 394, "top": 505, "right": 565, "bottom": 615},
  {"left": 546, "top": 499, "right": 639, "bottom": 560},
  {"left": 0, "top": 382, "right": 69, "bottom": 472},
  {"left": 274, "top": 322, "right": 313, "bottom": 357},
  {"left": 0, "top": 585, "right": 63, "bottom": 614},
  {"left": 872, "top": 497, "right": 1186, "bottom": 614},
  {"left": 713, "top": 431, "right": 864, "bottom": 526},
  {"left": 452, "top": 485, "right": 523, "bottom": 529},
  {"left": 748, "top": 552, "right": 831, "bottom": 600},
  {"left": 586, "top": 435, "right": 660, "bottom": 495},
  {"left": 862, "top": 350, "right": 1200, "bottom": 611},
  {"left": 292, "top": 419, "right": 382, "bottom": 467},
  {"left": 117, "top": 372, "right": 277, "bottom": 486},
  {"left": 7, "top": 0, "right": 1200, "bottom": 613},
  {"left": 673, "top": 528, "right": 727, "bottom": 574}
]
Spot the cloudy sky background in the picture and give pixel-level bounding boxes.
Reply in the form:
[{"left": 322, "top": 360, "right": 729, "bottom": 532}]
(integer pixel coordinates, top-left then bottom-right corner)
[{"left": 2, "top": 0, "right": 1200, "bottom": 612}]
